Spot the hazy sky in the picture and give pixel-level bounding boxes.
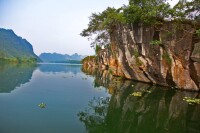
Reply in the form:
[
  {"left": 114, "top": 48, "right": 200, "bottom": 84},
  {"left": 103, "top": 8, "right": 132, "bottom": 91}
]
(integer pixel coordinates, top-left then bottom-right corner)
[{"left": 0, "top": 0, "right": 179, "bottom": 56}]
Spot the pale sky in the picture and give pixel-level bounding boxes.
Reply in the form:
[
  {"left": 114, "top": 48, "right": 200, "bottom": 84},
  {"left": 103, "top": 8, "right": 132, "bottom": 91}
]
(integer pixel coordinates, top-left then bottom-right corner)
[{"left": 0, "top": 0, "right": 179, "bottom": 56}]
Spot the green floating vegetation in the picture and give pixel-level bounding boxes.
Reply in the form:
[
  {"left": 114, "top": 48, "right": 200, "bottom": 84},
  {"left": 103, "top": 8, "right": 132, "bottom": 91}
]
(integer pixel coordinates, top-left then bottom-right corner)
[
  {"left": 130, "top": 92, "right": 142, "bottom": 97},
  {"left": 38, "top": 103, "right": 46, "bottom": 108},
  {"left": 130, "top": 88, "right": 151, "bottom": 97},
  {"left": 183, "top": 97, "right": 200, "bottom": 105}
]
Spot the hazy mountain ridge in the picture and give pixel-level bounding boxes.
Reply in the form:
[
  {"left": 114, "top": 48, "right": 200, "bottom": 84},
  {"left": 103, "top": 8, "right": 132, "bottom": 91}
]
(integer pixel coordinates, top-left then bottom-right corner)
[
  {"left": 39, "top": 52, "right": 86, "bottom": 63},
  {"left": 0, "top": 28, "right": 40, "bottom": 62}
]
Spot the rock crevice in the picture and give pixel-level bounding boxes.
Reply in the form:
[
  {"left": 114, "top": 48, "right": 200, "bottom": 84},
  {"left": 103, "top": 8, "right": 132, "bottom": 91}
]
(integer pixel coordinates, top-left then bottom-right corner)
[{"left": 83, "top": 23, "right": 200, "bottom": 91}]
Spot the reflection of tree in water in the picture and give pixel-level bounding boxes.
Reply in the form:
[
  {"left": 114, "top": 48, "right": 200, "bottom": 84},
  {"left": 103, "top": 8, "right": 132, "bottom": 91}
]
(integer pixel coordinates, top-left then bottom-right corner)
[
  {"left": 78, "top": 97, "right": 110, "bottom": 133},
  {"left": 0, "top": 62, "right": 36, "bottom": 93},
  {"left": 80, "top": 67, "right": 200, "bottom": 133}
]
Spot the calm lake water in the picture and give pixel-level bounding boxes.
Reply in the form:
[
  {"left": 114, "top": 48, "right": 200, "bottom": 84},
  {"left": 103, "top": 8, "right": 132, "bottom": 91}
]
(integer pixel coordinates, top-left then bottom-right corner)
[{"left": 0, "top": 63, "right": 200, "bottom": 133}]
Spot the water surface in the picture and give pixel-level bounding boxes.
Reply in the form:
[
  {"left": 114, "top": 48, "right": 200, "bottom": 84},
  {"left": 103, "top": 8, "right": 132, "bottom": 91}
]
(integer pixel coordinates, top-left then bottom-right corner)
[
  {"left": 0, "top": 63, "right": 200, "bottom": 133},
  {"left": 0, "top": 63, "right": 109, "bottom": 133}
]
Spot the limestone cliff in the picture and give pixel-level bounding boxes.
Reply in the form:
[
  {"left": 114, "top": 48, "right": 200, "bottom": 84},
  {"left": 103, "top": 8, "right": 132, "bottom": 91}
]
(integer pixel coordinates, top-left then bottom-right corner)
[{"left": 83, "top": 22, "right": 200, "bottom": 91}]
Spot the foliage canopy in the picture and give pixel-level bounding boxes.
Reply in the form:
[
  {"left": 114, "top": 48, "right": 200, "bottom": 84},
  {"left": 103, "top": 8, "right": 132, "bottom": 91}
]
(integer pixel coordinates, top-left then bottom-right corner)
[
  {"left": 80, "top": 7, "right": 125, "bottom": 48},
  {"left": 81, "top": 0, "right": 200, "bottom": 48}
]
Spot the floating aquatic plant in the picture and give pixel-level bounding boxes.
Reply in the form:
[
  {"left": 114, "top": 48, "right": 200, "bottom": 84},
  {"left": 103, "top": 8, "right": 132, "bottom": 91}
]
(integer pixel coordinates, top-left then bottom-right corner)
[
  {"left": 130, "top": 92, "right": 142, "bottom": 97},
  {"left": 183, "top": 97, "right": 200, "bottom": 105},
  {"left": 38, "top": 103, "right": 46, "bottom": 108}
]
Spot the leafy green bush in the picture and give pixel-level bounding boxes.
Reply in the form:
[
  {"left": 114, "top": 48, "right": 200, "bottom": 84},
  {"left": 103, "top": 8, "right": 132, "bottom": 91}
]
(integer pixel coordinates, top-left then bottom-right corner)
[
  {"left": 133, "top": 49, "right": 139, "bottom": 58},
  {"left": 136, "top": 57, "right": 143, "bottom": 66},
  {"left": 196, "top": 29, "right": 200, "bottom": 37},
  {"left": 109, "top": 69, "right": 113, "bottom": 74},
  {"left": 162, "top": 52, "right": 172, "bottom": 65},
  {"left": 95, "top": 45, "right": 101, "bottom": 55},
  {"left": 150, "top": 40, "right": 162, "bottom": 45}
]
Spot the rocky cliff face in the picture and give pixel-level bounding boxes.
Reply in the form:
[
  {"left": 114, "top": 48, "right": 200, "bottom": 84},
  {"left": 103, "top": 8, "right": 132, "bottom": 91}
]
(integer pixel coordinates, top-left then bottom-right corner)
[{"left": 83, "top": 22, "right": 200, "bottom": 91}]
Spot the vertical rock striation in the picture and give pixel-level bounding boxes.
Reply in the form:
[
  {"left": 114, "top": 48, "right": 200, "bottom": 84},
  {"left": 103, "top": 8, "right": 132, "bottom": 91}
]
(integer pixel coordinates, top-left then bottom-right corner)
[{"left": 83, "top": 22, "right": 200, "bottom": 91}]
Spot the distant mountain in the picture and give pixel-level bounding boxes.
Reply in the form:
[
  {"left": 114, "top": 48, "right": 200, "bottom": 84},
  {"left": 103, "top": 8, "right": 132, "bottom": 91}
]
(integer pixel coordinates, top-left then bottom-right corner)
[
  {"left": 39, "top": 52, "right": 86, "bottom": 63},
  {"left": 0, "top": 28, "right": 40, "bottom": 62}
]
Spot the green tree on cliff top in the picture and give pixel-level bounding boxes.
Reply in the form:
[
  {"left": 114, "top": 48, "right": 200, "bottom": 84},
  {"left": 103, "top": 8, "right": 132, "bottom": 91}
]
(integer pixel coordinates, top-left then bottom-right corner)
[
  {"left": 81, "top": 0, "right": 199, "bottom": 48},
  {"left": 80, "top": 7, "right": 125, "bottom": 48}
]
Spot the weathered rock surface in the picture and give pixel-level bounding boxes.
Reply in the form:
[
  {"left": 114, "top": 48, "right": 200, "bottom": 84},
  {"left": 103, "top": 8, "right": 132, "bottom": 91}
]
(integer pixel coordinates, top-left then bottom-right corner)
[{"left": 82, "top": 23, "right": 200, "bottom": 91}]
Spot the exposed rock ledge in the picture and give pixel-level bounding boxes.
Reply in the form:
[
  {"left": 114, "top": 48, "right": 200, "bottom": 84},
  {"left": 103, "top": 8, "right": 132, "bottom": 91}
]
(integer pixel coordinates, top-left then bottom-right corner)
[{"left": 83, "top": 22, "right": 200, "bottom": 91}]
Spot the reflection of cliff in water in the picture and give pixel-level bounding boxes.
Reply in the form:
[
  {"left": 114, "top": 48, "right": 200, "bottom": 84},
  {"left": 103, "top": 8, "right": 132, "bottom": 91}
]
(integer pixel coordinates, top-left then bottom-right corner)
[
  {"left": 39, "top": 64, "right": 81, "bottom": 74},
  {"left": 80, "top": 67, "right": 200, "bottom": 133},
  {"left": 0, "top": 63, "right": 36, "bottom": 93}
]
